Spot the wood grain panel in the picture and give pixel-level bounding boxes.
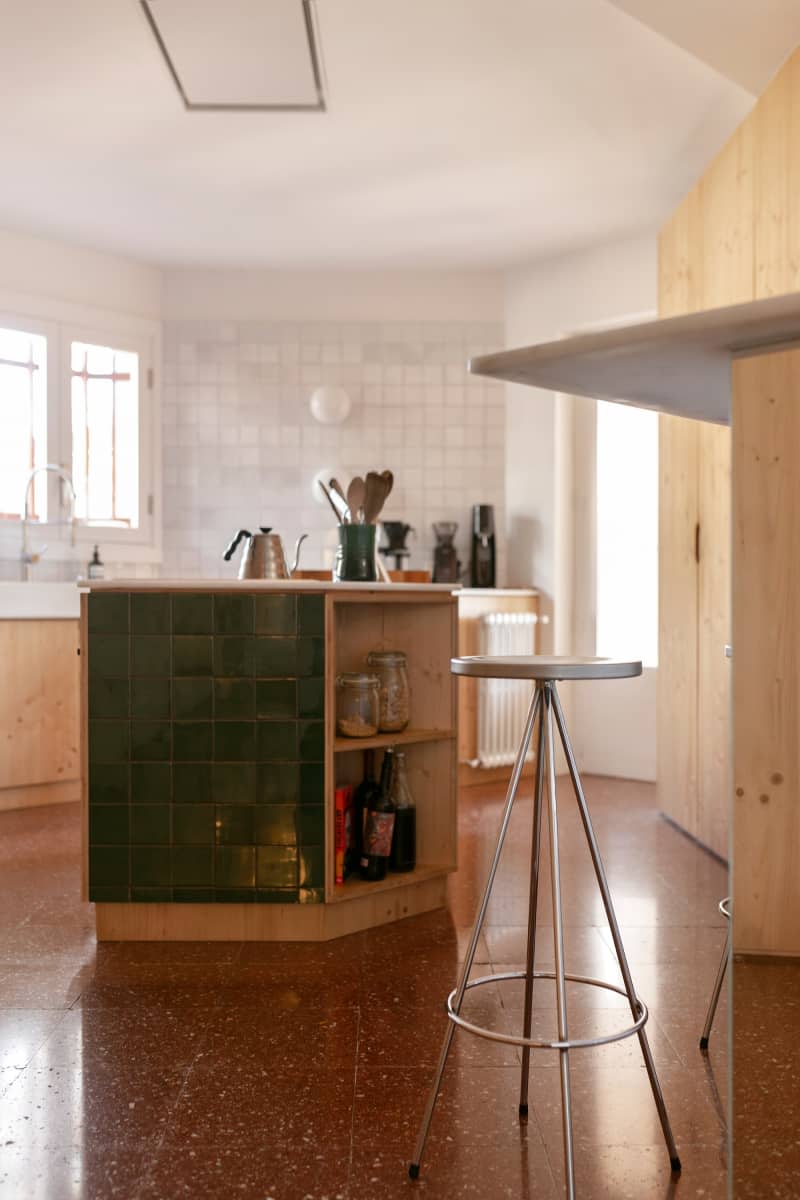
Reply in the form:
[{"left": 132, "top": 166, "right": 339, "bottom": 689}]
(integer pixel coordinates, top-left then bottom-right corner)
[
  {"left": 700, "top": 116, "right": 755, "bottom": 309},
  {"left": 732, "top": 350, "right": 800, "bottom": 955},
  {"left": 0, "top": 620, "right": 80, "bottom": 791}
]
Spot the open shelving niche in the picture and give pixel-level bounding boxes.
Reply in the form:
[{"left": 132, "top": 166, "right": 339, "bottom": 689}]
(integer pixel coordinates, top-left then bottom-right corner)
[{"left": 324, "top": 591, "right": 458, "bottom": 906}]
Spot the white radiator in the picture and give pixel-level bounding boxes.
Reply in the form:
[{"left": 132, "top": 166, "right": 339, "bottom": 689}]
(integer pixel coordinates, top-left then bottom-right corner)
[{"left": 477, "top": 612, "right": 538, "bottom": 768}]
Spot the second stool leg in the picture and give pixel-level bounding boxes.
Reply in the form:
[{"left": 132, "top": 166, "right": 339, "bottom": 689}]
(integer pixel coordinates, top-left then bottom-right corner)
[
  {"left": 519, "top": 699, "right": 546, "bottom": 1116},
  {"left": 544, "top": 685, "right": 576, "bottom": 1199},
  {"left": 551, "top": 687, "right": 681, "bottom": 1174},
  {"left": 699, "top": 927, "right": 730, "bottom": 1050}
]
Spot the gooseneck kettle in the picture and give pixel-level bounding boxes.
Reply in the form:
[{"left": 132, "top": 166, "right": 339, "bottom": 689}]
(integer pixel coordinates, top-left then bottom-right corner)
[{"left": 223, "top": 528, "right": 308, "bottom": 580}]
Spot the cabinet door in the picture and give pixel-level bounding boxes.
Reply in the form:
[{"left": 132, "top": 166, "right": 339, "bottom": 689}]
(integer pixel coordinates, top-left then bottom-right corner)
[
  {"left": 657, "top": 414, "right": 699, "bottom": 835},
  {"left": 697, "top": 423, "right": 732, "bottom": 858}
]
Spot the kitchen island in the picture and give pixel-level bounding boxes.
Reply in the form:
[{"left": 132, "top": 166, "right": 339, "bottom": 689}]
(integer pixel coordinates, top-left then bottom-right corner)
[{"left": 80, "top": 580, "right": 458, "bottom": 940}]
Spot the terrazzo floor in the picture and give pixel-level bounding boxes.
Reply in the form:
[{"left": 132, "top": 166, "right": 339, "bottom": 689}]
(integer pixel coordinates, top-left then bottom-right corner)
[{"left": 0, "top": 776, "right": 733, "bottom": 1199}]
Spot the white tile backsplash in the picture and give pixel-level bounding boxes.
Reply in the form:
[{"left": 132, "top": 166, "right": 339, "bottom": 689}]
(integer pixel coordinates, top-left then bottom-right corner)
[{"left": 161, "top": 320, "right": 506, "bottom": 582}]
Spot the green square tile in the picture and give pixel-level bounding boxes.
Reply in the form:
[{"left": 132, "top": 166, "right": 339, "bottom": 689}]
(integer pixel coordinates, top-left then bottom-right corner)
[
  {"left": 89, "top": 677, "right": 129, "bottom": 720},
  {"left": 131, "top": 804, "right": 171, "bottom": 844},
  {"left": 173, "top": 722, "right": 213, "bottom": 761},
  {"left": 131, "top": 721, "right": 171, "bottom": 761},
  {"left": 297, "top": 594, "right": 324, "bottom": 636},
  {"left": 214, "top": 637, "right": 255, "bottom": 677},
  {"left": 215, "top": 846, "right": 256, "bottom": 889},
  {"left": 297, "top": 677, "right": 324, "bottom": 719},
  {"left": 255, "top": 805, "right": 297, "bottom": 846},
  {"left": 214, "top": 889, "right": 255, "bottom": 904},
  {"left": 173, "top": 636, "right": 213, "bottom": 676},
  {"left": 214, "top": 593, "right": 254, "bottom": 635},
  {"left": 296, "top": 637, "right": 324, "bottom": 678},
  {"left": 257, "top": 721, "right": 298, "bottom": 762},
  {"left": 132, "top": 847, "right": 171, "bottom": 887},
  {"left": 255, "top": 637, "right": 296, "bottom": 678},
  {"left": 296, "top": 804, "right": 324, "bottom": 846},
  {"left": 174, "top": 888, "right": 214, "bottom": 902},
  {"left": 89, "top": 806, "right": 130, "bottom": 845},
  {"left": 131, "top": 635, "right": 171, "bottom": 676},
  {"left": 215, "top": 678, "right": 255, "bottom": 720},
  {"left": 257, "top": 888, "right": 298, "bottom": 904},
  {"left": 299, "top": 763, "right": 324, "bottom": 805},
  {"left": 90, "top": 885, "right": 130, "bottom": 902},
  {"left": 299, "top": 844, "right": 325, "bottom": 889},
  {"left": 88, "top": 593, "right": 129, "bottom": 634},
  {"left": 89, "top": 635, "right": 129, "bottom": 678},
  {"left": 172, "top": 846, "right": 213, "bottom": 887},
  {"left": 256, "top": 763, "right": 300, "bottom": 805},
  {"left": 298, "top": 887, "right": 324, "bottom": 905},
  {"left": 255, "top": 594, "right": 296, "bottom": 636},
  {"left": 173, "top": 677, "right": 213, "bottom": 719},
  {"left": 89, "top": 763, "right": 129, "bottom": 805},
  {"left": 132, "top": 762, "right": 171, "bottom": 804},
  {"left": 298, "top": 720, "right": 324, "bottom": 762},
  {"left": 131, "top": 678, "right": 171, "bottom": 719},
  {"left": 216, "top": 804, "right": 255, "bottom": 845},
  {"left": 131, "top": 593, "right": 171, "bottom": 634},
  {"left": 173, "top": 805, "right": 215, "bottom": 845},
  {"left": 213, "top": 763, "right": 257, "bottom": 805},
  {"left": 131, "top": 886, "right": 173, "bottom": 902},
  {"left": 173, "top": 763, "right": 213, "bottom": 805},
  {"left": 172, "top": 593, "right": 213, "bottom": 634},
  {"left": 215, "top": 721, "right": 256, "bottom": 761},
  {"left": 255, "top": 679, "right": 296, "bottom": 719},
  {"left": 257, "top": 845, "right": 298, "bottom": 889},
  {"left": 90, "top": 846, "right": 129, "bottom": 887},
  {"left": 89, "top": 720, "right": 129, "bottom": 764}
]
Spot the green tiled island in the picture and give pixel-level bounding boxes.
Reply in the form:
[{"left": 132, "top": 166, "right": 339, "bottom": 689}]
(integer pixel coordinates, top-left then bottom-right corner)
[{"left": 80, "top": 581, "right": 458, "bottom": 941}]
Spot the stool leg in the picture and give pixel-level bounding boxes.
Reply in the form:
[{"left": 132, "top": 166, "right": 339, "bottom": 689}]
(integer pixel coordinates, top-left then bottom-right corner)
[
  {"left": 543, "top": 685, "right": 576, "bottom": 1199},
  {"left": 519, "top": 692, "right": 547, "bottom": 1117},
  {"left": 551, "top": 687, "right": 682, "bottom": 1174},
  {"left": 699, "top": 927, "right": 730, "bottom": 1050},
  {"left": 409, "top": 686, "right": 542, "bottom": 1181}
]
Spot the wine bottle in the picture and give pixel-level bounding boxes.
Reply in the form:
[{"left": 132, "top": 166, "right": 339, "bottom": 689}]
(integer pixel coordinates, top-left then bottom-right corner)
[
  {"left": 350, "top": 750, "right": 379, "bottom": 873},
  {"left": 389, "top": 751, "right": 416, "bottom": 872},
  {"left": 359, "top": 748, "right": 396, "bottom": 882}
]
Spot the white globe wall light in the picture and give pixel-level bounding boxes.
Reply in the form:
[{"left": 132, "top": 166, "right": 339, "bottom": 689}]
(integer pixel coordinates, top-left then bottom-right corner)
[{"left": 309, "top": 385, "right": 351, "bottom": 425}]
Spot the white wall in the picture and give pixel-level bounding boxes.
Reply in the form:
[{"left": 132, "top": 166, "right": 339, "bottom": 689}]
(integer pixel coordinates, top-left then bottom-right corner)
[{"left": 503, "top": 233, "right": 659, "bottom": 778}]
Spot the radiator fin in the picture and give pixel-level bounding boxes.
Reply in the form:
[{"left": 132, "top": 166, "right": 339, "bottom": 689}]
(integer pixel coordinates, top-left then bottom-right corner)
[{"left": 477, "top": 612, "right": 538, "bottom": 768}]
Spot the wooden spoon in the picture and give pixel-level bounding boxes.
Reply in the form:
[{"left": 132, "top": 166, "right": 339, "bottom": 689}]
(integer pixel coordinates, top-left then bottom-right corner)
[{"left": 346, "top": 476, "right": 366, "bottom": 525}]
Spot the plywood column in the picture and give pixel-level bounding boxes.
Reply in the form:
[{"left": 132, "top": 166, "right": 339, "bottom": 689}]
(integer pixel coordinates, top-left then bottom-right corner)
[{"left": 732, "top": 348, "right": 800, "bottom": 955}]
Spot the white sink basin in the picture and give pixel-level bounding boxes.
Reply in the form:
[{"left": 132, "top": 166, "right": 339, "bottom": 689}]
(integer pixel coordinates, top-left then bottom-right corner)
[{"left": 0, "top": 582, "right": 81, "bottom": 619}]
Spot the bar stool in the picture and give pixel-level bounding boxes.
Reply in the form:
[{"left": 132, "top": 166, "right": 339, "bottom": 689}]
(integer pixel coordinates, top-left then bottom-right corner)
[
  {"left": 699, "top": 897, "right": 731, "bottom": 1050},
  {"left": 409, "top": 656, "right": 681, "bottom": 1198}
]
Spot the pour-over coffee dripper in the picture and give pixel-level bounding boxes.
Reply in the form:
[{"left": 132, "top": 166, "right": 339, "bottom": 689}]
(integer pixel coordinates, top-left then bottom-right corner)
[
  {"left": 380, "top": 521, "right": 414, "bottom": 570},
  {"left": 432, "top": 522, "right": 460, "bottom": 583}
]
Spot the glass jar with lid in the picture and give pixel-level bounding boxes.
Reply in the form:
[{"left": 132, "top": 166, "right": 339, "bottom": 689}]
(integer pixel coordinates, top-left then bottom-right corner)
[
  {"left": 366, "top": 650, "right": 410, "bottom": 732},
  {"left": 336, "top": 673, "right": 380, "bottom": 738}
]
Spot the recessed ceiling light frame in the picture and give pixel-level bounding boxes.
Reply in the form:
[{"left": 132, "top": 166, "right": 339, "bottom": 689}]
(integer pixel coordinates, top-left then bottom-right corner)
[{"left": 139, "top": 0, "right": 326, "bottom": 112}]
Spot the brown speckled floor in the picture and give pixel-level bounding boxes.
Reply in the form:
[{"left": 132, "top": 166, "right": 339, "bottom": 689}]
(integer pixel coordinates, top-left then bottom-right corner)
[{"left": 0, "top": 777, "right": 732, "bottom": 1199}]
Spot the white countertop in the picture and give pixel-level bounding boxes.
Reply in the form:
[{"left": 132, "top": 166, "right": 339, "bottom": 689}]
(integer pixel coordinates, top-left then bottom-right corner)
[{"left": 0, "top": 582, "right": 81, "bottom": 620}]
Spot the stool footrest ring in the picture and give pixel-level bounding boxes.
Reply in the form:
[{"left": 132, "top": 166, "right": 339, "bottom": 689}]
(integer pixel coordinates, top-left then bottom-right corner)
[{"left": 447, "top": 971, "right": 648, "bottom": 1051}]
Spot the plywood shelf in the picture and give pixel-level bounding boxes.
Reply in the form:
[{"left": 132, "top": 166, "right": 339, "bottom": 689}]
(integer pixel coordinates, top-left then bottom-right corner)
[
  {"left": 470, "top": 291, "right": 800, "bottom": 425},
  {"left": 329, "top": 863, "right": 454, "bottom": 904},
  {"left": 334, "top": 728, "right": 455, "bottom": 754}
]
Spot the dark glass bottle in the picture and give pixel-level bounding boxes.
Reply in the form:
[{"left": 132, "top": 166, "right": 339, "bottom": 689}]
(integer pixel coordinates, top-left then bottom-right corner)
[
  {"left": 359, "top": 748, "right": 396, "bottom": 882},
  {"left": 350, "top": 750, "right": 380, "bottom": 871},
  {"left": 389, "top": 751, "right": 416, "bottom": 873}
]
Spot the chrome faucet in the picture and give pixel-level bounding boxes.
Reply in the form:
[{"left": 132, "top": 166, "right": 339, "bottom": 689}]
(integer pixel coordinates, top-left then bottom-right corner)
[{"left": 21, "top": 464, "right": 78, "bottom": 580}]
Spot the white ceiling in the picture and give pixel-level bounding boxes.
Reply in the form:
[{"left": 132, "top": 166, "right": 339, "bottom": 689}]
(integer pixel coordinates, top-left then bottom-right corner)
[{"left": 0, "top": 0, "right": 791, "bottom": 269}]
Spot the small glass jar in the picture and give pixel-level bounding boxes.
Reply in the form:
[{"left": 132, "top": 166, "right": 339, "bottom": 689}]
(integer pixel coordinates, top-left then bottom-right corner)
[
  {"left": 336, "top": 673, "right": 380, "bottom": 738},
  {"left": 366, "top": 650, "right": 410, "bottom": 732}
]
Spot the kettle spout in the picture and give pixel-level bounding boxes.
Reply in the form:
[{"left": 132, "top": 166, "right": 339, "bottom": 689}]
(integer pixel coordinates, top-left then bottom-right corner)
[{"left": 290, "top": 533, "right": 309, "bottom": 576}]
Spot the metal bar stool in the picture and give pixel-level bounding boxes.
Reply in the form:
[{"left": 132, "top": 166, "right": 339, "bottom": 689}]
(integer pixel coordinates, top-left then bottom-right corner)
[
  {"left": 699, "top": 897, "right": 731, "bottom": 1050},
  {"left": 409, "top": 656, "right": 681, "bottom": 1198}
]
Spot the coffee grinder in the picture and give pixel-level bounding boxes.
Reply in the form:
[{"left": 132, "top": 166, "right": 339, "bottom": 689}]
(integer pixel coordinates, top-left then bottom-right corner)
[{"left": 470, "top": 504, "right": 496, "bottom": 588}]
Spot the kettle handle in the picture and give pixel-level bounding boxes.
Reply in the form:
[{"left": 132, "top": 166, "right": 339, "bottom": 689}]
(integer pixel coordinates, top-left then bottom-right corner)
[
  {"left": 290, "top": 532, "right": 309, "bottom": 575},
  {"left": 223, "top": 530, "right": 251, "bottom": 561}
]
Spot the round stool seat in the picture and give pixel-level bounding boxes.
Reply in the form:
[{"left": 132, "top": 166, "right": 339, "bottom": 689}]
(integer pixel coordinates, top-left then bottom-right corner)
[{"left": 451, "top": 654, "right": 642, "bottom": 681}]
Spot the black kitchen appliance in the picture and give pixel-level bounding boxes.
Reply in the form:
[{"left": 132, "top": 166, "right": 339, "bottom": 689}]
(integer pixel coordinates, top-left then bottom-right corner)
[
  {"left": 432, "top": 522, "right": 460, "bottom": 583},
  {"left": 380, "top": 521, "right": 414, "bottom": 571},
  {"left": 470, "top": 504, "right": 496, "bottom": 588}
]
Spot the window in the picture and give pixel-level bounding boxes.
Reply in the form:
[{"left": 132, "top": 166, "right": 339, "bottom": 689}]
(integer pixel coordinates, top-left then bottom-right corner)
[
  {"left": 71, "top": 341, "right": 139, "bottom": 527},
  {"left": 595, "top": 400, "right": 658, "bottom": 667},
  {"left": 0, "top": 326, "right": 48, "bottom": 521}
]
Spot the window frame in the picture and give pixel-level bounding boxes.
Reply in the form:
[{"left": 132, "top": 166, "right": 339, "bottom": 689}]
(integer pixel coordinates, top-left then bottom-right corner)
[{"left": 0, "top": 292, "right": 161, "bottom": 567}]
